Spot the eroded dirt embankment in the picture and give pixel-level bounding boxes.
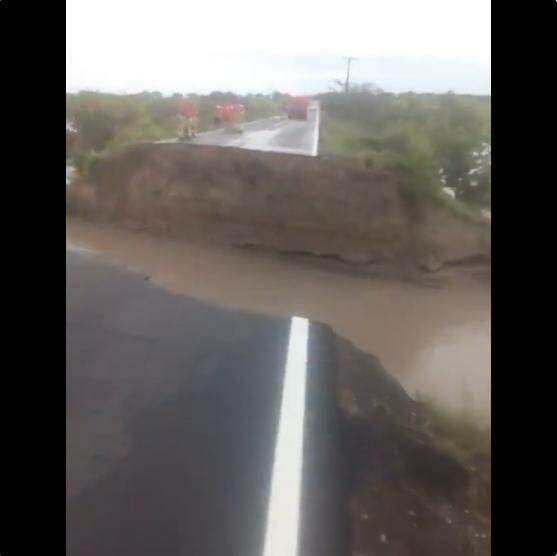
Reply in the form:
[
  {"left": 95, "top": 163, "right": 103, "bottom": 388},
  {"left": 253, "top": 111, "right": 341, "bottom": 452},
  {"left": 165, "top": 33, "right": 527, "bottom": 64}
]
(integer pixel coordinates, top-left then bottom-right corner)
[
  {"left": 67, "top": 143, "right": 490, "bottom": 269},
  {"left": 334, "top": 333, "right": 490, "bottom": 555}
]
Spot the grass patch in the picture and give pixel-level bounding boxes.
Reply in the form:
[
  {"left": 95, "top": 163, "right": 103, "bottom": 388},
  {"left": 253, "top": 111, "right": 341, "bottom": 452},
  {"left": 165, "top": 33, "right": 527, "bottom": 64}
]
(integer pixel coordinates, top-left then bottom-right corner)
[
  {"left": 319, "top": 108, "right": 489, "bottom": 226},
  {"left": 415, "top": 395, "right": 491, "bottom": 521},
  {"left": 418, "top": 395, "right": 490, "bottom": 467},
  {"left": 431, "top": 190, "right": 487, "bottom": 225},
  {"left": 319, "top": 112, "right": 370, "bottom": 160},
  {"left": 408, "top": 182, "right": 488, "bottom": 225}
]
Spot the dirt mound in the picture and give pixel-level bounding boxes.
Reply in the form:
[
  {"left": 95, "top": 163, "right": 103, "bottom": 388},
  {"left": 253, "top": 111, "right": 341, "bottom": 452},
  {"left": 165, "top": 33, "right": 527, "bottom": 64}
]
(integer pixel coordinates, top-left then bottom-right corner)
[{"left": 68, "top": 143, "right": 490, "bottom": 268}]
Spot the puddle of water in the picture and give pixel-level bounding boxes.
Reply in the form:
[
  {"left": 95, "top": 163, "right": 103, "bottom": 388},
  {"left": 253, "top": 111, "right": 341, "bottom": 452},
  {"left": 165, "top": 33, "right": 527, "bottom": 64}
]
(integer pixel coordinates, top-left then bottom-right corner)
[{"left": 67, "top": 219, "right": 491, "bottom": 425}]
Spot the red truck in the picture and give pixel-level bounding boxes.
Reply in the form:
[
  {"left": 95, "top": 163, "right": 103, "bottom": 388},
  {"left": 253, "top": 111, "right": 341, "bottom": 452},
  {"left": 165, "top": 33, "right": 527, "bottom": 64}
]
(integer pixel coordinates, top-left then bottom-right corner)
[{"left": 284, "top": 96, "right": 310, "bottom": 120}]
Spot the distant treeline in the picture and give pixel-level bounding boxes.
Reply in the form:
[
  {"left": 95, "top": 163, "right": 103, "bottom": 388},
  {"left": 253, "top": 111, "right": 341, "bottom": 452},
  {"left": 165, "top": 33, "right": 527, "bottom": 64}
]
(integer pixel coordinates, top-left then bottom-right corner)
[{"left": 66, "top": 90, "right": 286, "bottom": 161}]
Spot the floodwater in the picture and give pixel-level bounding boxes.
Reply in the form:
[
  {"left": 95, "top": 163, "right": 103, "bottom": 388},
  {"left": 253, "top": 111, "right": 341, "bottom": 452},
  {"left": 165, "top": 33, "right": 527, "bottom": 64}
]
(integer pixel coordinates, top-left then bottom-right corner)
[{"left": 67, "top": 219, "right": 491, "bottom": 426}]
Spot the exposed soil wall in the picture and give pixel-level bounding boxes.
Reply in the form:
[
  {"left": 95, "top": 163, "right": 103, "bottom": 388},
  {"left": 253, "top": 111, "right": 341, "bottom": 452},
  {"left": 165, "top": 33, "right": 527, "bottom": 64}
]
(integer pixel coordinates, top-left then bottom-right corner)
[
  {"left": 67, "top": 143, "right": 490, "bottom": 269},
  {"left": 334, "top": 334, "right": 490, "bottom": 555}
]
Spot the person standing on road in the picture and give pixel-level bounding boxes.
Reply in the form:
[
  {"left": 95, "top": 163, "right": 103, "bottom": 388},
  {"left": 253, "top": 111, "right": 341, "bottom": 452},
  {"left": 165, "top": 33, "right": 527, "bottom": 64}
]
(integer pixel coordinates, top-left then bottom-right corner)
[{"left": 176, "top": 98, "right": 199, "bottom": 139}]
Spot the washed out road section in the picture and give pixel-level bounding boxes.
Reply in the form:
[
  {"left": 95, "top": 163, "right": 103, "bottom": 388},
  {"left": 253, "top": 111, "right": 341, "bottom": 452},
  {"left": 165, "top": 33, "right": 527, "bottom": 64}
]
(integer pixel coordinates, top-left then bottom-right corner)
[
  {"left": 66, "top": 249, "right": 346, "bottom": 556},
  {"left": 67, "top": 220, "right": 491, "bottom": 425}
]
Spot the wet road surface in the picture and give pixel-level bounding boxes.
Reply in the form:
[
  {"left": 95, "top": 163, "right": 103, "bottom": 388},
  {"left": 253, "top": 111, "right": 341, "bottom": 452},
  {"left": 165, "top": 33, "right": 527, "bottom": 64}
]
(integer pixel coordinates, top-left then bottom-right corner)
[
  {"left": 158, "top": 103, "right": 320, "bottom": 157},
  {"left": 66, "top": 248, "right": 346, "bottom": 556}
]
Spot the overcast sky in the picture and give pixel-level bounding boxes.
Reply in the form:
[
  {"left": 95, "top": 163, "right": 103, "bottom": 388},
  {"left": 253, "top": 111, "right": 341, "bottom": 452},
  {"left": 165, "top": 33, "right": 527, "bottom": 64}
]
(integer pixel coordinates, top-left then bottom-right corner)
[{"left": 66, "top": 0, "right": 491, "bottom": 95}]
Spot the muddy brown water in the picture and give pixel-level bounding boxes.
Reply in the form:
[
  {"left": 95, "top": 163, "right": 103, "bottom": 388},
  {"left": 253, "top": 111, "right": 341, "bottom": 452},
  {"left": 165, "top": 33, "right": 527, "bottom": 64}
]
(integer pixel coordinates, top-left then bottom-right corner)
[{"left": 67, "top": 218, "right": 491, "bottom": 427}]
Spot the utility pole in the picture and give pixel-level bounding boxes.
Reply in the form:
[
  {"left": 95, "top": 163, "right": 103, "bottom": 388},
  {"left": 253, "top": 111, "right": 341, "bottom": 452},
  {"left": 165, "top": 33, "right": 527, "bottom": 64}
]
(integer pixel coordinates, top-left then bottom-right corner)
[{"left": 344, "top": 57, "right": 356, "bottom": 93}]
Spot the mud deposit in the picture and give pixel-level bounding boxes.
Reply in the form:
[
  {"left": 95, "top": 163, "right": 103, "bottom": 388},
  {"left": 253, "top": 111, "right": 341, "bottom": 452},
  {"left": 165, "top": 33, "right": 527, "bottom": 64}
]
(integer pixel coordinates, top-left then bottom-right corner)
[{"left": 67, "top": 219, "right": 490, "bottom": 426}]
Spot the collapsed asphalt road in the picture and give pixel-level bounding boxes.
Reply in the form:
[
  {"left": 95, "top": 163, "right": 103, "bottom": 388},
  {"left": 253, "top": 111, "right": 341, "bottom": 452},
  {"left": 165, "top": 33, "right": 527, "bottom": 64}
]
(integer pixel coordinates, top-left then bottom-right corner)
[
  {"left": 158, "top": 103, "right": 320, "bottom": 157},
  {"left": 66, "top": 248, "right": 346, "bottom": 556}
]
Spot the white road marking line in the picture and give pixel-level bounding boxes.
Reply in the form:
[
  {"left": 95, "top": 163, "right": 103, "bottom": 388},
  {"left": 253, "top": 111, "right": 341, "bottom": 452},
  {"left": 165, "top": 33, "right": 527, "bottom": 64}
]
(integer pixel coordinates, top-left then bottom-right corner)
[
  {"left": 262, "top": 316, "right": 309, "bottom": 556},
  {"left": 311, "top": 104, "right": 320, "bottom": 157}
]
